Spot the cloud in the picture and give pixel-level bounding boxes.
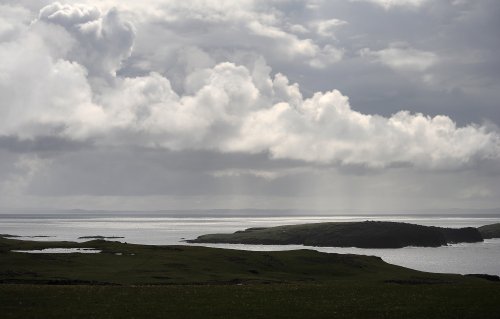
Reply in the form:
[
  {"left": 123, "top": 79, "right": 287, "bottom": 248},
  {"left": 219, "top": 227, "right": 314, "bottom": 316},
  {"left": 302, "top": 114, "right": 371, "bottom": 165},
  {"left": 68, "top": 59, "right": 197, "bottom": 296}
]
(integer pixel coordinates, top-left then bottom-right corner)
[
  {"left": 0, "top": 4, "right": 32, "bottom": 42},
  {"left": 0, "top": 2, "right": 499, "bottom": 175},
  {"left": 288, "top": 24, "right": 309, "bottom": 35},
  {"left": 351, "top": 0, "right": 429, "bottom": 10},
  {"left": 360, "top": 43, "right": 438, "bottom": 72},
  {"left": 210, "top": 169, "right": 283, "bottom": 181},
  {"left": 38, "top": 2, "right": 135, "bottom": 79},
  {"left": 308, "top": 45, "right": 345, "bottom": 69},
  {"left": 312, "top": 19, "right": 348, "bottom": 37},
  {"left": 116, "top": 0, "right": 346, "bottom": 72},
  {"left": 458, "top": 185, "right": 493, "bottom": 200},
  {"left": 93, "top": 58, "right": 500, "bottom": 169},
  {"left": 0, "top": 154, "right": 48, "bottom": 197},
  {"left": 0, "top": 29, "right": 105, "bottom": 139},
  {"left": 0, "top": 0, "right": 499, "bottom": 211}
]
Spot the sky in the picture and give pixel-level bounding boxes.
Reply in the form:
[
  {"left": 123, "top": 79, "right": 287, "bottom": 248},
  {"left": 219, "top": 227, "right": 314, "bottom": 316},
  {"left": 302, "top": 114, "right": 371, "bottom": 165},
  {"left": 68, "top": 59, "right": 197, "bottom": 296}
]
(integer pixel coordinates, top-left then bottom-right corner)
[{"left": 0, "top": 0, "right": 499, "bottom": 212}]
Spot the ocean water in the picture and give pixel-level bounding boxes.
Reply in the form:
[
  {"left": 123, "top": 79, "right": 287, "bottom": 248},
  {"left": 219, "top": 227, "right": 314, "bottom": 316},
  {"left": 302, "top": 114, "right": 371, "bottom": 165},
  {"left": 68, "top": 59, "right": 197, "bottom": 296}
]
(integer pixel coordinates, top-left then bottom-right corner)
[{"left": 1, "top": 213, "right": 500, "bottom": 276}]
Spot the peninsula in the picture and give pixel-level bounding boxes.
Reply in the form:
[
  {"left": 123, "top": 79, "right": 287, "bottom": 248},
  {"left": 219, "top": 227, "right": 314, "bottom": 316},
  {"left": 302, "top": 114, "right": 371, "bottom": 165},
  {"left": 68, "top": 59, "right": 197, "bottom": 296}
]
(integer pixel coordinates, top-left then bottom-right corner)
[
  {"left": 478, "top": 223, "right": 500, "bottom": 239},
  {"left": 188, "top": 221, "right": 483, "bottom": 248}
]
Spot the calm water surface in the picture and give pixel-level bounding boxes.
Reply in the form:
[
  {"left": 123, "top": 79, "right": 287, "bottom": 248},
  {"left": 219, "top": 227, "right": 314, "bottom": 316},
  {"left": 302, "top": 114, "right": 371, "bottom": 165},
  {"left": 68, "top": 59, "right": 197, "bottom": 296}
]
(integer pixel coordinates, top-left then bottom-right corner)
[{"left": 1, "top": 213, "right": 499, "bottom": 276}]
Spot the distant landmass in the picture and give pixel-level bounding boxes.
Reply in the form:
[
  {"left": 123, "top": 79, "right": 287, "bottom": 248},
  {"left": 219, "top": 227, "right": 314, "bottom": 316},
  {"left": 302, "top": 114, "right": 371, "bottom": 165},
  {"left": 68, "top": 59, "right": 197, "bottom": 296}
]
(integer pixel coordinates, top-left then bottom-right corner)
[
  {"left": 78, "top": 236, "right": 125, "bottom": 239},
  {"left": 188, "top": 221, "right": 484, "bottom": 248}
]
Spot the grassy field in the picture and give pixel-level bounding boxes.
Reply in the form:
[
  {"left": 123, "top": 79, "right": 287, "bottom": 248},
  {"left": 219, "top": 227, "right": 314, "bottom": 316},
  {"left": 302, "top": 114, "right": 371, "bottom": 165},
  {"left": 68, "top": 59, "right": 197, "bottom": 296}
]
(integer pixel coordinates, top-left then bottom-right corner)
[
  {"left": 2, "top": 282, "right": 500, "bottom": 319},
  {"left": 1, "top": 236, "right": 499, "bottom": 318}
]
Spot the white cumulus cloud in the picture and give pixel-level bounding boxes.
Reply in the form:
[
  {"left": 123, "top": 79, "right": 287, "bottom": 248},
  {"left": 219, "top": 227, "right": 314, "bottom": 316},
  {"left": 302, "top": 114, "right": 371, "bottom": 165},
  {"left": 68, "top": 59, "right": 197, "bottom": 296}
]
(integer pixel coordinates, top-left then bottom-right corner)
[
  {"left": 38, "top": 2, "right": 135, "bottom": 79},
  {"left": 0, "top": 2, "right": 499, "bottom": 172}
]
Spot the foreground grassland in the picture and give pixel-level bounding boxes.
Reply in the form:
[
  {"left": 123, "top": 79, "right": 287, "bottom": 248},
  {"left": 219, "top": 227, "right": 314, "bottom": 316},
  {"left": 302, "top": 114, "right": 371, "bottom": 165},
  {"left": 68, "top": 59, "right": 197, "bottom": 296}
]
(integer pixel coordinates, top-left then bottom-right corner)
[
  {"left": 1, "top": 236, "right": 499, "bottom": 318},
  {"left": 2, "top": 282, "right": 500, "bottom": 319}
]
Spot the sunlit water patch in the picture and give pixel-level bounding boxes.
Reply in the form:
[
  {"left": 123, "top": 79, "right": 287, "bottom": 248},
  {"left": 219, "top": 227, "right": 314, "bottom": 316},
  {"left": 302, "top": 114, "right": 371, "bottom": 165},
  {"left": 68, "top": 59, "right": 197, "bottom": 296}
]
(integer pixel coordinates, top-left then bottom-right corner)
[{"left": 12, "top": 248, "right": 101, "bottom": 254}]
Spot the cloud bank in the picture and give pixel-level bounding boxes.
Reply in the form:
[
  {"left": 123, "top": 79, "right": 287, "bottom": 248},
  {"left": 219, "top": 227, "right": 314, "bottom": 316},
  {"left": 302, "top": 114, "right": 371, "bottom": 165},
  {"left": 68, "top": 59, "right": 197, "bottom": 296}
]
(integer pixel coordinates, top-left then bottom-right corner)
[{"left": 0, "top": 2, "right": 499, "bottom": 171}]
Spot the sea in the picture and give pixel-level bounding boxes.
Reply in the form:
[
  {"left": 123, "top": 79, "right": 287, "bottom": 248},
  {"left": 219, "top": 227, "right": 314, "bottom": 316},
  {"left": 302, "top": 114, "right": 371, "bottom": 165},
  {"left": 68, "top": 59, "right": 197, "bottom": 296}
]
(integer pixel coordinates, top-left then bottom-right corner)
[{"left": 1, "top": 211, "right": 500, "bottom": 276}]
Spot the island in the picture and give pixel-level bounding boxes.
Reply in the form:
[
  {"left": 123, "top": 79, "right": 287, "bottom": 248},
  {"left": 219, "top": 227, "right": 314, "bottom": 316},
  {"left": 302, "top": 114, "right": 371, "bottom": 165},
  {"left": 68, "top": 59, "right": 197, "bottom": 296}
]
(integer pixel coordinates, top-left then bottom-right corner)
[
  {"left": 478, "top": 223, "right": 500, "bottom": 239},
  {"left": 187, "top": 221, "right": 483, "bottom": 248}
]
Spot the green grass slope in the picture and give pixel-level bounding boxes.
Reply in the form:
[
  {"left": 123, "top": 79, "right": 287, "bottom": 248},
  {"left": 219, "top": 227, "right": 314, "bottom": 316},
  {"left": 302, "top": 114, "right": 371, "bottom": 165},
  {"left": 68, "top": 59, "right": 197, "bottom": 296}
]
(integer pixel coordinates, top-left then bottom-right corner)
[{"left": 188, "top": 221, "right": 483, "bottom": 248}]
